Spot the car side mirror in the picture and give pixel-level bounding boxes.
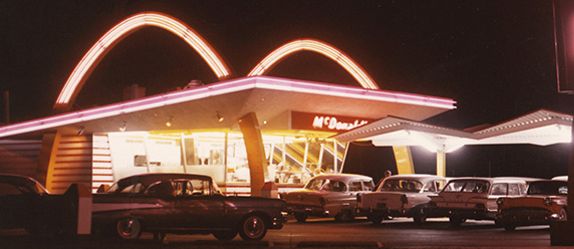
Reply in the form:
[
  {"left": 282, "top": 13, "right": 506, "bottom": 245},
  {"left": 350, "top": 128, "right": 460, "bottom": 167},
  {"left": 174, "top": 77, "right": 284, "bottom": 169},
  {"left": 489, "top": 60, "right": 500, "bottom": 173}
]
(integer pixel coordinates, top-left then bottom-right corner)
[{"left": 97, "top": 184, "right": 110, "bottom": 193}]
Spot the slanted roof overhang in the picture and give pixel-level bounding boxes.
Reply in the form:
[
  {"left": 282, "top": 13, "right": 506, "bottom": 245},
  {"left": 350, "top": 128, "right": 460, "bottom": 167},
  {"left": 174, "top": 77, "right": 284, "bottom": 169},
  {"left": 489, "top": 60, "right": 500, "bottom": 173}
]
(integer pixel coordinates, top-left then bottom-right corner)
[
  {"left": 334, "top": 109, "right": 572, "bottom": 151},
  {"left": 0, "top": 76, "right": 456, "bottom": 139}
]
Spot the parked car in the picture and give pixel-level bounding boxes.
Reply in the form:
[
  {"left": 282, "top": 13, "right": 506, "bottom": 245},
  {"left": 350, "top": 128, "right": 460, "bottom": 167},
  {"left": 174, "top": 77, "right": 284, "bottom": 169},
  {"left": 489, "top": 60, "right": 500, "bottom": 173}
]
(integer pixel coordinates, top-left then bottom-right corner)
[
  {"left": 0, "top": 174, "right": 72, "bottom": 236},
  {"left": 280, "top": 173, "right": 375, "bottom": 222},
  {"left": 497, "top": 178, "right": 568, "bottom": 231},
  {"left": 92, "top": 173, "right": 286, "bottom": 241},
  {"left": 357, "top": 174, "right": 446, "bottom": 224},
  {"left": 428, "top": 177, "right": 531, "bottom": 226}
]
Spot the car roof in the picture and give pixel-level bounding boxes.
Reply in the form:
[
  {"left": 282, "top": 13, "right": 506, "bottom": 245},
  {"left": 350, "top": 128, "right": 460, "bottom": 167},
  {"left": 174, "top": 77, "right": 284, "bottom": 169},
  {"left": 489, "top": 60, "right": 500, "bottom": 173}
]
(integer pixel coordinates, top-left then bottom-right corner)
[
  {"left": 115, "top": 173, "right": 213, "bottom": 187},
  {"left": 310, "top": 173, "right": 372, "bottom": 182},
  {"left": 446, "top": 177, "right": 535, "bottom": 184},
  {"left": 385, "top": 174, "right": 445, "bottom": 181},
  {"left": 552, "top": 176, "right": 568, "bottom": 181}
]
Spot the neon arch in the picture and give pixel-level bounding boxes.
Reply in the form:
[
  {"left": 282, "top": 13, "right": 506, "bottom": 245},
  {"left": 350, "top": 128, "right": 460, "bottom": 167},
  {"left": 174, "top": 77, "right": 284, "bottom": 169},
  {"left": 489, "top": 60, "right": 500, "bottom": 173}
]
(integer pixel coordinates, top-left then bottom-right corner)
[
  {"left": 54, "top": 12, "right": 231, "bottom": 110},
  {"left": 248, "top": 39, "right": 379, "bottom": 89}
]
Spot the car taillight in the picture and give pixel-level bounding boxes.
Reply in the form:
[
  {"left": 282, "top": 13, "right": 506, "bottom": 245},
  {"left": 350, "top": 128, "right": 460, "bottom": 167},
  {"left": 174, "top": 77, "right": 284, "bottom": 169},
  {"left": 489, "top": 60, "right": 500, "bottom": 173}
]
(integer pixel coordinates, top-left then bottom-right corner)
[
  {"left": 320, "top": 197, "right": 326, "bottom": 206},
  {"left": 400, "top": 195, "right": 408, "bottom": 204}
]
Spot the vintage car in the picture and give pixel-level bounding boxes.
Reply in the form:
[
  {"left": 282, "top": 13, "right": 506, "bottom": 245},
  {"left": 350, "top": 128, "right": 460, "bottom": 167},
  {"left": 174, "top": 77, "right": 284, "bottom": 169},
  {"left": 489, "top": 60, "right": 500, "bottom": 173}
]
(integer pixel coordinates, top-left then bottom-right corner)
[
  {"left": 497, "top": 178, "right": 568, "bottom": 231},
  {"left": 280, "top": 173, "right": 375, "bottom": 222},
  {"left": 92, "top": 173, "right": 286, "bottom": 241},
  {"left": 357, "top": 174, "right": 446, "bottom": 224},
  {"left": 428, "top": 177, "right": 531, "bottom": 226},
  {"left": 0, "top": 174, "right": 72, "bottom": 236}
]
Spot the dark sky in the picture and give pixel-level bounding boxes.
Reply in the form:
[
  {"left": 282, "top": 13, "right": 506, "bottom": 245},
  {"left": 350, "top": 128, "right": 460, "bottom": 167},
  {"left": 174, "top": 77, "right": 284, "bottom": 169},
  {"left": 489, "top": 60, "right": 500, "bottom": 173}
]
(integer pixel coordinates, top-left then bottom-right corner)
[{"left": 1, "top": 0, "right": 573, "bottom": 178}]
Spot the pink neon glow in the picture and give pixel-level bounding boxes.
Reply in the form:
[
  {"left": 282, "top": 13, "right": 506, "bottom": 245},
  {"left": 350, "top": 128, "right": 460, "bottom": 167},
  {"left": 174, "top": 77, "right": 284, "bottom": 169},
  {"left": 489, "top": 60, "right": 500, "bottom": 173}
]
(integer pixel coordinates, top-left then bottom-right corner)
[
  {"left": 0, "top": 76, "right": 455, "bottom": 138},
  {"left": 248, "top": 39, "right": 379, "bottom": 89},
  {"left": 54, "top": 12, "right": 230, "bottom": 110}
]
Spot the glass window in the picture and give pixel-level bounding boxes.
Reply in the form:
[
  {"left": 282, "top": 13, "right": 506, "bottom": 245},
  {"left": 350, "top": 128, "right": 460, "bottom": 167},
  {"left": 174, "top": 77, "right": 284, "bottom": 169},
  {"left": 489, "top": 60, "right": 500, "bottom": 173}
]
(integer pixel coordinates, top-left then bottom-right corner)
[
  {"left": 349, "top": 181, "right": 362, "bottom": 192},
  {"left": 305, "top": 178, "right": 326, "bottom": 191},
  {"left": 462, "top": 181, "right": 489, "bottom": 193},
  {"left": 120, "top": 182, "right": 144, "bottom": 194},
  {"left": 490, "top": 183, "right": 508, "bottom": 195},
  {"left": 146, "top": 181, "right": 176, "bottom": 197},
  {"left": 423, "top": 181, "right": 437, "bottom": 192},
  {"left": 381, "top": 179, "right": 423, "bottom": 193},
  {"left": 323, "top": 181, "right": 347, "bottom": 192},
  {"left": 363, "top": 181, "right": 375, "bottom": 191},
  {"left": 508, "top": 184, "right": 520, "bottom": 196},
  {"left": 527, "top": 181, "right": 568, "bottom": 195}
]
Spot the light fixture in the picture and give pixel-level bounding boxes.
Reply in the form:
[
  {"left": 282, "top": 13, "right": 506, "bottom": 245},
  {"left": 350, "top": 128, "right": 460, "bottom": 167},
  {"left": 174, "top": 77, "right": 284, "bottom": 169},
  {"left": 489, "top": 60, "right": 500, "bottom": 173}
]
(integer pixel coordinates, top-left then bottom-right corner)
[
  {"left": 263, "top": 120, "right": 268, "bottom": 125},
  {"left": 216, "top": 112, "right": 224, "bottom": 123},
  {"left": 119, "top": 121, "right": 127, "bottom": 132},
  {"left": 77, "top": 126, "right": 85, "bottom": 135},
  {"left": 165, "top": 116, "right": 173, "bottom": 127}
]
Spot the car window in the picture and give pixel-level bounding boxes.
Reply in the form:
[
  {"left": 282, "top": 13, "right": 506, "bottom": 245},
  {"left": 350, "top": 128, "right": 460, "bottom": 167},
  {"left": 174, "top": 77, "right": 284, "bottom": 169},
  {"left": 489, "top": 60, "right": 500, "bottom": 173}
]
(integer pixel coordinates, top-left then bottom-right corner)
[
  {"left": 490, "top": 183, "right": 508, "bottom": 195},
  {"left": 190, "top": 179, "right": 210, "bottom": 196},
  {"left": 120, "top": 182, "right": 145, "bottom": 194},
  {"left": 423, "top": 181, "right": 437, "bottom": 192},
  {"left": 381, "top": 179, "right": 423, "bottom": 193},
  {"left": 146, "top": 181, "right": 176, "bottom": 198},
  {"left": 305, "top": 178, "right": 326, "bottom": 191},
  {"left": 323, "top": 181, "right": 347, "bottom": 192},
  {"left": 349, "top": 181, "right": 362, "bottom": 192},
  {"left": 0, "top": 182, "right": 26, "bottom": 196},
  {"left": 363, "top": 181, "right": 375, "bottom": 191},
  {"left": 527, "top": 181, "right": 568, "bottom": 195},
  {"left": 443, "top": 180, "right": 489, "bottom": 193},
  {"left": 444, "top": 181, "right": 465, "bottom": 192},
  {"left": 508, "top": 183, "right": 520, "bottom": 196}
]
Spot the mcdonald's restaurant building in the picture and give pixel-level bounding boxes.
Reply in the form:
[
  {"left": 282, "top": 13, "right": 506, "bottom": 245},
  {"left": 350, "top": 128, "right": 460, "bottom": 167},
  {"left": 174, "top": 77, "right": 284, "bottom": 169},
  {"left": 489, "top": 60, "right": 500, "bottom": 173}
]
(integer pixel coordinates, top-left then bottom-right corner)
[{"left": 0, "top": 76, "right": 456, "bottom": 195}]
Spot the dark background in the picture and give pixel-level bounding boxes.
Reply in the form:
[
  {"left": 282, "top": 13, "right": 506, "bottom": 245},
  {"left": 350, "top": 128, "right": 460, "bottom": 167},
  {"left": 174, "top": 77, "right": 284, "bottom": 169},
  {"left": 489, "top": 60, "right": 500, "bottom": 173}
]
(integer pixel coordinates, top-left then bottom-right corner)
[{"left": 1, "top": 0, "right": 573, "bottom": 180}]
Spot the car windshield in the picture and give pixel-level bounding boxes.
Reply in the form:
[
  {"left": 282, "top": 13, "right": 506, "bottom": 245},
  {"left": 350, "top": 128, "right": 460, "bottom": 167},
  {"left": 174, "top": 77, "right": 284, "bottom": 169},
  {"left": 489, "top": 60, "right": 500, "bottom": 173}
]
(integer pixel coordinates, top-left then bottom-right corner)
[
  {"left": 305, "top": 178, "right": 347, "bottom": 192},
  {"left": 443, "top": 180, "right": 490, "bottom": 193},
  {"left": 527, "top": 181, "right": 568, "bottom": 195},
  {"left": 380, "top": 179, "right": 423, "bottom": 193}
]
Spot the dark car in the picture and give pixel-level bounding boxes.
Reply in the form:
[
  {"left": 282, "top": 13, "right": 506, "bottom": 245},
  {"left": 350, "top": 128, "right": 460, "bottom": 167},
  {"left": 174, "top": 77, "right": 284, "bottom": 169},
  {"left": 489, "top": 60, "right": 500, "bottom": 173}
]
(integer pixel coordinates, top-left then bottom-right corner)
[
  {"left": 92, "top": 173, "right": 286, "bottom": 241},
  {"left": 0, "top": 174, "right": 72, "bottom": 236}
]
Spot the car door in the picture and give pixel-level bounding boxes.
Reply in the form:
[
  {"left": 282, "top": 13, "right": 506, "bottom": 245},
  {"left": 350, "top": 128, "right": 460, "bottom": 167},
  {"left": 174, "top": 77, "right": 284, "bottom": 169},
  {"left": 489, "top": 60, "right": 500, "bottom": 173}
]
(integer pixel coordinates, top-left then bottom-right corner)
[
  {"left": 138, "top": 180, "right": 178, "bottom": 229},
  {"left": 174, "top": 179, "right": 225, "bottom": 229}
]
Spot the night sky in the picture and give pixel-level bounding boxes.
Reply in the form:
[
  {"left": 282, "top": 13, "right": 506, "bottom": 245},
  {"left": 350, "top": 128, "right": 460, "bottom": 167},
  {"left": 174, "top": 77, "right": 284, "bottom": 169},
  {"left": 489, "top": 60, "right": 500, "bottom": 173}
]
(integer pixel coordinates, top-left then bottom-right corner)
[{"left": 1, "top": 0, "right": 573, "bottom": 179}]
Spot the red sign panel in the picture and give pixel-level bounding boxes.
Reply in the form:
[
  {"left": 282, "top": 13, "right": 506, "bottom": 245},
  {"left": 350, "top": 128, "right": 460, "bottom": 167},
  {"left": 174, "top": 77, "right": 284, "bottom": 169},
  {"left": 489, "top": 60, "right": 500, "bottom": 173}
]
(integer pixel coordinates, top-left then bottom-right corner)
[{"left": 291, "top": 111, "right": 374, "bottom": 132}]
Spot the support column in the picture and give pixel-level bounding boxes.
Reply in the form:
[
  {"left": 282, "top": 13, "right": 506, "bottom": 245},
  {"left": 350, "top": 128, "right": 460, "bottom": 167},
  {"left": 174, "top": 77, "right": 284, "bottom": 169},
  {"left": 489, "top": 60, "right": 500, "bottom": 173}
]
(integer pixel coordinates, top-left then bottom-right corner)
[
  {"left": 238, "top": 112, "right": 268, "bottom": 197},
  {"left": 392, "top": 146, "right": 414, "bottom": 174},
  {"left": 436, "top": 149, "right": 446, "bottom": 177}
]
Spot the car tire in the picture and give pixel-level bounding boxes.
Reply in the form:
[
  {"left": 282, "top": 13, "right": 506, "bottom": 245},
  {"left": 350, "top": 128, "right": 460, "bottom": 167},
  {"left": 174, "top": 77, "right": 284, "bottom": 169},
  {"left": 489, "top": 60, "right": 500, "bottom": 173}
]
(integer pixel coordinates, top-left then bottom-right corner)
[
  {"left": 116, "top": 217, "right": 142, "bottom": 240},
  {"left": 212, "top": 230, "right": 238, "bottom": 241},
  {"left": 504, "top": 224, "right": 516, "bottom": 231},
  {"left": 413, "top": 214, "right": 427, "bottom": 224},
  {"left": 449, "top": 216, "right": 465, "bottom": 226},
  {"left": 238, "top": 214, "right": 268, "bottom": 241},
  {"left": 335, "top": 210, "right": 354, "bottom": 222},
  {"left": 368, "top": 214, "right": 383, "bottom": 224},
  {"left": 294, "top": 212, "right": 308, "bottom": 223}
]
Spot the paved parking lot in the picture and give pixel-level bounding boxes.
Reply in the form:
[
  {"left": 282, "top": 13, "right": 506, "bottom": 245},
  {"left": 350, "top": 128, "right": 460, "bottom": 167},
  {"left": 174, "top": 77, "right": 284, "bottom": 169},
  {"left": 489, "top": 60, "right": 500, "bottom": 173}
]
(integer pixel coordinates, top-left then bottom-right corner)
[{"left": 0, "top": 217, "right": 555, "bottom": 249}]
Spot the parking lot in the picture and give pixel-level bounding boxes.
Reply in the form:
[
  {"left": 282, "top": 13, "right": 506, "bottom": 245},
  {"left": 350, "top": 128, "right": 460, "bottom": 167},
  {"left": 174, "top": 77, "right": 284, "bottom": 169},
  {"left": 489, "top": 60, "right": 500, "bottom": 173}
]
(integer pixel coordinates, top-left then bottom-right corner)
[{"left": 0, "top": 217, "right": 553, "bottom": 249}]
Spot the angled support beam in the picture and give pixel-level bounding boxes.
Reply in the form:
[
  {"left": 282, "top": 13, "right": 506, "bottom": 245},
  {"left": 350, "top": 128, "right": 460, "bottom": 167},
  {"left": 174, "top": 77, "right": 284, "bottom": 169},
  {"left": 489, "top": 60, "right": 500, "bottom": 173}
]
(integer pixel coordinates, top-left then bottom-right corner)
[
  {"left": 238, "top": 112, "right": 268, "bottom": 197},
  {"left": 392, "top": 146, "right": 415, "bottom": 174}
]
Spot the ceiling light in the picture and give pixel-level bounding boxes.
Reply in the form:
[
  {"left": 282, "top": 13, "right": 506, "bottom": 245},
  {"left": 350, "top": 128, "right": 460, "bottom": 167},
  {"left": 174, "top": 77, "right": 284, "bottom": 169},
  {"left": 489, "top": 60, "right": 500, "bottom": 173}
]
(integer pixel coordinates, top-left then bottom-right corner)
[
  {"left": 119, "top": 121, "right": 127, "bottom": 132},
  {"left": 216, "top": 112, "right": 224, "bottom": 123}
]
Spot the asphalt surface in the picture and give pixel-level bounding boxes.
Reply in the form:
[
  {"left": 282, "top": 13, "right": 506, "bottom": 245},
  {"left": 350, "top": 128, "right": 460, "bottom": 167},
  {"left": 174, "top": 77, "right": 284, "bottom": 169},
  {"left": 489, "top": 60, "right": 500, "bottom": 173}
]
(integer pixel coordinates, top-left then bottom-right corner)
[{"left": 0, "top": 217, "right": 565, "bottom": 249}]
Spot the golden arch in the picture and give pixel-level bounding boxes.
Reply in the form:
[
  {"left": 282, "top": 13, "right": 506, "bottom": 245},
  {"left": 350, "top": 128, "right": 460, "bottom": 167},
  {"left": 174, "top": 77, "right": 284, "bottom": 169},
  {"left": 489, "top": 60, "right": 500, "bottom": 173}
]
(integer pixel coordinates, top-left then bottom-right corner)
[
  {"left": 248, "top": 39, "right": 379, "bottom": 89},
  {"left": 54, "top": 12, "right": 231, "bottom": 110}
]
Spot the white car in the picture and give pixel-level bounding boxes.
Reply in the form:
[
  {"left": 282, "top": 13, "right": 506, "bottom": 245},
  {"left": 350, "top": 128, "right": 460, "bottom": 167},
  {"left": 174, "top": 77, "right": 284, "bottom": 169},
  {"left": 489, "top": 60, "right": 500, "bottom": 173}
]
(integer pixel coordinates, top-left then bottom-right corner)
[
  {"left": 357, "top": 174, "right": 446, "bottom": 224},
  {"left": 428, "top": 177, "right": 531, "bottom": 226},
  {"left": 281, "top": 173, "right": 375, "bottom": 222}
]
